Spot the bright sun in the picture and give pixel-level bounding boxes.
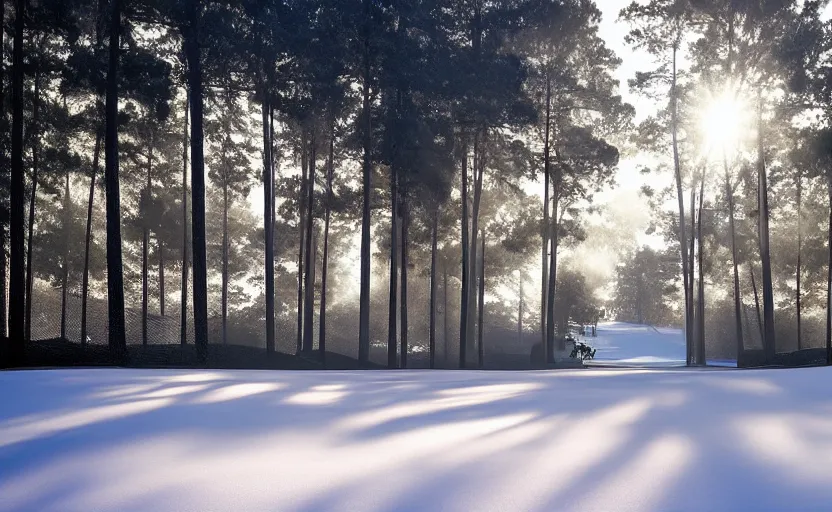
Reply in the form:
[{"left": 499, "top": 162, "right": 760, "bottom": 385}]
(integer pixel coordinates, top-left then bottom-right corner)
[{"left": 699, "top": 90, "right": 749, "bottom": 156}]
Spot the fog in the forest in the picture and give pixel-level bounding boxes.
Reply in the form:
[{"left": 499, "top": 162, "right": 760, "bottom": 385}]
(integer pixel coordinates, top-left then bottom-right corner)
[{"left": 3, "top": 0, "right": 832, "bottom": 369}]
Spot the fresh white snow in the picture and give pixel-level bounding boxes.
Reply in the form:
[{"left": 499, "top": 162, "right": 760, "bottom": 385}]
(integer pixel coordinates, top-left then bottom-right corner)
[
  {"left": 2, "top": 365, "right": 831, "bottom": 512},
  {"left": 587, "top": 322, "right": 687, "bottom": 366},
  {"left": 586, "top": 322, "right": 740, "bottom": 367}
]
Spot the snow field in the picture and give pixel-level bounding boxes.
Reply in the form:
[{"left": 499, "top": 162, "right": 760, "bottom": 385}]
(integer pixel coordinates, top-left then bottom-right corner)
[{"left": 2, "top": 365, "right": 831, "bottom": 511}]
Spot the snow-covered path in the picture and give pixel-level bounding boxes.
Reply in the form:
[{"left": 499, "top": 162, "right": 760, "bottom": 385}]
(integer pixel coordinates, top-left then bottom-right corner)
[
  {"left": 2, "top": 367, "right": 831, "bottom": 512},
  {"left": 589, "top": 321, "right": 687, "bottom": 366}
]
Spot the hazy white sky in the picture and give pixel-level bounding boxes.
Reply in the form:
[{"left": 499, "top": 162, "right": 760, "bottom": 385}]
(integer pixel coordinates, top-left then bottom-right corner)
[{"left": 597, "top": 0, "right": 656, "bottom": 120}]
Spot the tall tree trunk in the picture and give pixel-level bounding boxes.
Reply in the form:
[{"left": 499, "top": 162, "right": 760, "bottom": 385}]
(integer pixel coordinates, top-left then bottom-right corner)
[
  {"left": 459, "top": 134, "right": 470, "bottom": 368},
  {"left": 688, "top": 186, "right": 696, "bottom": 364},
  {"left": 725, "top": 156, "right": 743, "bottom": 358},
  {"left": 546, "top": 170, "right": 561, "bottom": 358},
  {"left": 8, "top": 0, "right": 25, "bottom": 359},
  {"left": 477, "top": 233, "right": 485, "bottom": 369},
  {"left": 296, "top": 130, "right": 307, "bottom": 354},
  {"left": 827, "top": 182, "right": 832, "bottom": 365},
  {"left": 387, "top": 158, "right": 398, "bottom": 369},
  {"left": 696, "top": 177, "right": 706, "bottom": 365},
  {"left": 221, "top": 178, "right": 228, "bottom": 345},
  {"left": 518, "top": 275, "right": 523, "bottom": 344},
  {"left": 105, "top": 0, "right": 127, "bottom": 357},
  {"left": 671, "top": 45, "right": 692, "bottom": 366},
  {"left": 302, "top": 131, "right": 316, "bottom": 353},
  {"left": 796, "top": 168, "right": 802, "bottom": 350},
  {"left": 541, "top": 74, "right": 551, "bottom": 363},
  {"left": 25, "top": 72, "right": 41, "bottom": 343},
  {"left": 467, "top": 132, "right": 484, "bottom": 358},
  {"left": 270, "top": 106, "right": 276, "bottom": 322},
  {"left": 429, "top": 209, "right": 438, "bottom": 369},
  {"left": 24, "top": 164, "right": 36, "bottom": 342},
  {"left": 82, "top": 129, "right": 103, "bottom": 347},
  {"left": 158, "top": 240, "right": 164, "bottom": 316},
  {"left": 750, "top": 265, "right": 763, "bottom": 342},
  {"left": 142, "top": 141, "right": 153, "bottom": 346},
  {"left": 185, "top": 0, "right": 208, "bottom": 363},
  {"left": 400, "top": 197, "right": 409, "bottom": 369},
  {"left": 443, "top": 263, "right": 449, "bottom": 367},
  {"left": 0, "top": 0, "right": 6, "bottom": 341},
  {"left": 0, "top": 223, "right": 4, "bottom": 340},
  {"left": 319, "top": 126, "right": 333, "bottom": 364},
  {"left": 757, "top": 98, "right": 775, "bottom": 362},
  {"left": 357, "top": 0, "right": 372, "bottom": 366},
  {"left": 545, "top": 212, "right": 558, "bottom": 359},
  {"left": 180, "top": 89, "right": 190, "bottom": 346},
  {"left": 261, "top": 95, "right": 274, "bottom": 352},
  {"left": 60, "top": 168, "right": 70, "bottom": 340}
]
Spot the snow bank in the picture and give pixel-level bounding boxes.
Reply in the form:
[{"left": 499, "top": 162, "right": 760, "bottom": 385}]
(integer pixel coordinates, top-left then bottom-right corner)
[{"left": 2, "top": 366, "right": 831, "bottom": 511}]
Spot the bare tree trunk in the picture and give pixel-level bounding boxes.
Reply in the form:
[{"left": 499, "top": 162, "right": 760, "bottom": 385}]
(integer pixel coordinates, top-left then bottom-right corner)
[
  {"left": 429, "top": 209, "right": 438, "bottom": 369},
  {"left": 467, "top": 131, "right": 484, "bottom": 358},
  {"left": 688, "top": 186, "right": 696, "bottom": 364},
  {"left": 477, "top": 233, "right": 485, "bottom": 369},
  {"left": 541, "top": 75, "right": 551, "bottom": 363},
  {"left": 296, "top": 130, "right": 307, "bottom": 354},
  {"left": 24, "top": 173, "right": 35, "bottom": 341},
  {"left": 185, "top": 0, "right": 209, "bottom": 362},
  {"left": 518, "top": 275, "right": 523, "bottom": 345},
  {"left": 221, "top": 178, "right": 228, "bottom": 344},
  {"left": 270, "top": 106, "right": 276, "bottom": 322},
  {"left": 827, "top": 182, "right": 832, "bottom": 365},
  {"left": 387, "top": 160, "right": 398, "bottom": 368},
  {"left": 443, "top": 263, "right": 449, "bottom": 367},
  {"left": 60, "top": 167, "right": 70, "bottom": 340},
  {"left": 158, "top": 240, "right": 164, "bottom": 316},
  {"left": 671, "top": 46, "right": 692, "bottom": 366},
  {"left": 546, "top": 178, "right": 560, "bottom": 358},
  {"left": 180, "top": 89, "right": 190, "bottom": 347},
  {"left": 750, "top": 265, "right": 763, "bottom": 342},
  {"left": 696, "top": 177, "right": 706, "bottom": 365},
  {"left": 302, "top": 131, "right": 316, "bottom": 353},
  {"left": 81, "top": 130, "right": 103, "bottom": 346},
  {"left": 459, "top": 134, "right": 470, "bottom": 368},
  {"left": 319, "top": 127, "right": 333, "bottom": 364},
  {"left": 0, "top": 224, "right": 4, "bottom": 339},
  {"left": 401, "top": 198, "right": 409, "bottom": 369},
  {"left": 25, "top": 72, "right": 41, "bottom": 343},
  {"left": 725, "top": 156, "right": 743, "bottom": 358},
  {"left": 1, "top": 223, "right": 5, "bottom": 339},
  {"left": 796, "top": 168, "right": 802, "bottom": 350},
  {"left": 142, "top": 140, "right": 153, "bottom": 346},
  {"left": 261, "top": 94, "right": 274, "bottom": 352},
  {"left": 8, "top": 0, "right": 26, "bottom": 359},
  {"left": 0, "top": 0, "right": 6, "bottom": 341},
  {"left": 357, "top": 0, "right": 372, "bottom": 366},
  {"left": 757, "top": 98, "right": 775, "bottom": 362},
  {"left": 105, "top": 0, "right": 127, "bottom": 357}
]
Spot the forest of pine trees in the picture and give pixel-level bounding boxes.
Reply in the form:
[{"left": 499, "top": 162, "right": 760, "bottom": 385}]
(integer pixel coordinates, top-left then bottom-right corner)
[{"left": 1, "top": 0, "right": 832, "bottom": 369}]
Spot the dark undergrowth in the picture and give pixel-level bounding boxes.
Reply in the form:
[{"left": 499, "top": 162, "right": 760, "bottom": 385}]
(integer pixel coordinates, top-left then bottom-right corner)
[
  {"left": 1, "top": 338, "right": 384, "bottom": 371},
  {"left": 738, "top": 348, "right": 828, "bottom": 368}
]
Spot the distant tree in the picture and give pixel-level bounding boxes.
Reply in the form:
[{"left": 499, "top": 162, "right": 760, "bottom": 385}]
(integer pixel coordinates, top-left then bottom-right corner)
[
  {"left": 612, "top": 246, "right": 679, "bottom": 326},
  {"left": 206, "top": 84, "right": 256, "bottom": 344}
]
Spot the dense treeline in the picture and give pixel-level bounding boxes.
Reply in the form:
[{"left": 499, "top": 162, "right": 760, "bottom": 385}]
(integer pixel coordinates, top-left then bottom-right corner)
[{"left": 1, "top": 0, "right": 832, "bottom": 369}]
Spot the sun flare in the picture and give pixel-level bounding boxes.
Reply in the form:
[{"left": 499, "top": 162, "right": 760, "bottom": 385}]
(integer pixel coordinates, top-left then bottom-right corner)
[{"left": 698, "top": 90, "right": 749, "bottom": 156}]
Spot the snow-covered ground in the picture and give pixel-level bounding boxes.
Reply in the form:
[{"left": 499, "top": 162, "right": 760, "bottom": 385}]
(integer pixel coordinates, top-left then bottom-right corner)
[
  {"left": 2, "top": 367, "right": 832, "bottom": 511},
  {"left": 588, "top": 321, "right": 688, "bottom": 366}
]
